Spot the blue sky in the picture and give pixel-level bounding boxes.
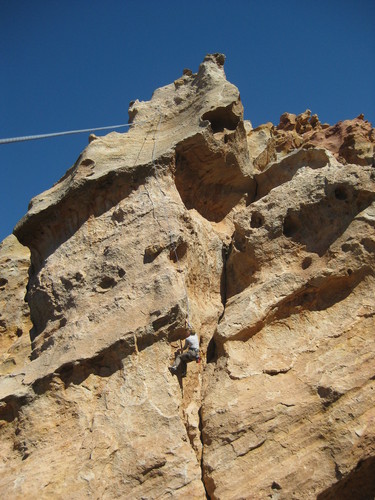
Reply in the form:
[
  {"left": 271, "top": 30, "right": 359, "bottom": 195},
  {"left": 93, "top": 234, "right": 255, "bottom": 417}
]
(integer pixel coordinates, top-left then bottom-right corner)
[{"left": 1, "top": 0, "right": 374, "bottom": 242}]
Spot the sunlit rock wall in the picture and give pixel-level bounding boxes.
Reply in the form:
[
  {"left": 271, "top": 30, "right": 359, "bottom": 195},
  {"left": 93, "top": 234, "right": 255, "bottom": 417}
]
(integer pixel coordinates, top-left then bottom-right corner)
[{"left": 1, "top": 54, "right": 374, "bottom": 499}]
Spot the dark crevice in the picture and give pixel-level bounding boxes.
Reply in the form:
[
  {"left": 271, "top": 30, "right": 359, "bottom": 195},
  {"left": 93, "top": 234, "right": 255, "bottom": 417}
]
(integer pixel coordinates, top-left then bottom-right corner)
[
  {"left": 317, "top": 456, "right": 375, "bottom": 500},
  {"left": 251, "top": 178, "right": 259, "bottom": 205},
  {"left": 174, "top": 133, "right": 254, "bottom": 223},
  {"left": 201, "top": 106, "right": 240, "bottom": 133},
  {"left": 169, "top": 241, "right": 188, "bottom": 263},
  {"left": 206, "top": 338, "right": 217, "bottom": 364},
  {"left": 199, "top": 406, "right": 212, "bottom": 500},
  {"left": 220, "top": 241, "right": 231, "bottom": 313},
  {"left": 0, "top": 394, "right": 31, "bottom": 424},
  {"left": 208, "top": 239, "right": 232, "bottom": 363},
  {"left": 0, "top": 277, "right": 8, "bottom": 287},
  {"left": 263, "top": 367, "right": 291, "bottom": 376},
  {"left": 140, "top": 460, "right": 167, "bottom": 477},
  {"left": 317, "top": 385, "right": 343, "bottom": 407},
  {"left": 144, "top": 244, "right": 163, "bottom": 263},
  {"left": 143, "top": 237, "right": 187, "bottom": 264}
]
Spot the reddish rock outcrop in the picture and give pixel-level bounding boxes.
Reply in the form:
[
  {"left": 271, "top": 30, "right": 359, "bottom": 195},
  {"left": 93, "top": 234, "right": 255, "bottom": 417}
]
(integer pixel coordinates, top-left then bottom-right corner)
[
  {"left": 274, "top": 110, "right": 375, "bottom": 166},
  {"left": 1, "top": 54, "right": 374, "bottom": 499}
]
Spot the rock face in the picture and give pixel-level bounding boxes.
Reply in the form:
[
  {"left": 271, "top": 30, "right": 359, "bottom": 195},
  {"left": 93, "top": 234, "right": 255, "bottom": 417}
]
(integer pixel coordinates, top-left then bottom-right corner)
[
  {"left": 1, "top": 54, "right": 375, "bottom": 499},
  {"left": 0, "top": 235, "right": 32, "bottom": 376}
]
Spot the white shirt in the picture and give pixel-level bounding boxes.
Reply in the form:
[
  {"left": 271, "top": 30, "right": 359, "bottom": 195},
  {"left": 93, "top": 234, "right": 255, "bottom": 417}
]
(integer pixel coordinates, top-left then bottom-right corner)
[{"left": 184, "top": 334, "right": 199, "bottom": 350}]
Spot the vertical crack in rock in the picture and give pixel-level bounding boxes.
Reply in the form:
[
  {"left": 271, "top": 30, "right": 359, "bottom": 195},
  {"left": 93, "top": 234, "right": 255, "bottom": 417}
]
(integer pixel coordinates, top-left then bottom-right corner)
[
  {"left": 219, "top": 241, "right": 231, "bottom": 316},
  {"left": 198, "top": 405, "right": 211, "bottom": 500},
  {"left": 206, "top": 239, "right": 231, "bottom": 364},
  {"left": 2, "top": 54, "right": 375, "bottom": 499},
  {"left": 0, "top": 235, "right": 33, "bottom": 376}
]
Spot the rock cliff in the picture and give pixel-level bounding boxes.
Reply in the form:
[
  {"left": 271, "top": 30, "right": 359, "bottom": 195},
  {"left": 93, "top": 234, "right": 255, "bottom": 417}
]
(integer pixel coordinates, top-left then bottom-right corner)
[{"left": 1, "top": 54, "right": 374, "bottom": 499}]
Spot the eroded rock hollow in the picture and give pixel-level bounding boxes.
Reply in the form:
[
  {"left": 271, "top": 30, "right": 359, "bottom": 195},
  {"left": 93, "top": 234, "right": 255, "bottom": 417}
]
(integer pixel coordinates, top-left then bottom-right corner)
[{"left": 1, "top": 54, "right": 375, "bottom": 499}]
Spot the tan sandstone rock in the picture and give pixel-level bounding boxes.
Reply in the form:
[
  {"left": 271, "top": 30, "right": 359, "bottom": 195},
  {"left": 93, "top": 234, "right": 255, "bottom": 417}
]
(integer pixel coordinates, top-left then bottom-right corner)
[
  {"left": 1, "top": 54, "right": 375, "bottom": 499},
  {"left": 203, "top": 157, "right": 375, "bottom": 499},
  {"left": 0, "top": 235, "right": 32, "bottom": 376}
]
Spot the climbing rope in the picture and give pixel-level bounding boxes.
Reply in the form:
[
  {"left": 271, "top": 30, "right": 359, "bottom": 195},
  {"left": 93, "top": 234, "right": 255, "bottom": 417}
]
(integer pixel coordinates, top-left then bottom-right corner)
[
  {"left": 0, "top": 123, "right": 137, "bottom": 144},
  {"left": 149, "top": 110, "right": 193, "bottom": 330},
  {"left": 1, "top": 111, "right": 193, "bottom": 327}
]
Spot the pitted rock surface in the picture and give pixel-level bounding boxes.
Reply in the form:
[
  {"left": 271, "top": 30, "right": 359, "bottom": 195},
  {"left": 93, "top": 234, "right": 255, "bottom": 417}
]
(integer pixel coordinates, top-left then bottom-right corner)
[
  {"left": 0, "top": 235, "right": 31, "bottom": 376},
  {"left": 1, "top": 54, "right": 375, "bottom": 499}
]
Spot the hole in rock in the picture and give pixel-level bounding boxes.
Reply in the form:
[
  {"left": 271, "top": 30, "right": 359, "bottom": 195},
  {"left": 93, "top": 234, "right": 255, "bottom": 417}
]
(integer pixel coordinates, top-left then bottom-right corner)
[
  {"left": 317, "top": 385, "right": 342, "bottom": 405},
  {"left": 283, "top": 213, "right": 300, "bottom": 238},
  {"left": 98, "top": 276, "right": 117, "bottom": 289},
  {"left": 201, "top": 106, "right": 240, "bottom": 133},
  {"left": 80, "top": 159, "right": 95, "bottom": 167},
  {"left": 302, "top": 257, "right": 312, "bottom": 270},
  {"left": 0, "top": 278, "right": 8, "bottom": 287},
  {"left": 282, "top": 187, "right": 375, "bottom": 256},
  {"left": 60, "top": 277, "right": 74, "bottom": 291},
  {"left": 144, "top": 245, "right": 163, "bottom": 264},
  {"left": 250, "top": 212, "right": 264, "bottom": 228},
  {"left": 361, "top": 238, "right": 375, "bottom": 254},
  {"left": 206, "top": 338, "right": 217, "bottom": 363},
  {"left": 0, "top": 399, "right": 22, "bottom": 424},
  {"left": 233, "top": 234, "right": 247, "bottom": 253},
  {"left": 112, "top": 208, "right": 125, "bottom": 223},
  {"left": 118, "top": 268, "right": 126, "bottom": 278},
  {"left": 40, "top": 337, "right": 55, "bottom": 353},
  {"left": 175, "top": 136, "right": 254, "bottom": 222},
  {"left": 169, "top": 242, "right": 188, "bottom": 262},
  {"left": 335, "top": 186, "right": 348, "bottom": 200}
]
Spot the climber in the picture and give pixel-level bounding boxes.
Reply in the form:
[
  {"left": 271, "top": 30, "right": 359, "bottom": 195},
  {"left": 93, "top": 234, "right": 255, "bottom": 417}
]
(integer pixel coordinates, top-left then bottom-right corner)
[{"left": 169, "top": 329, "right": 200, "bottom": 377}]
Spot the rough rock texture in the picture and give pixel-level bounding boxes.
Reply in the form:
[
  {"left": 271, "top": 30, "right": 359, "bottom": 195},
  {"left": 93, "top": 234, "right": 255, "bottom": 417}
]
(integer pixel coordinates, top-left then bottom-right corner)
[
  {"left": 1, "top": 54, "right": 375, "bottom": 499},
  {"left": 0, "top": 235, "right": 32, "bottom": 376},
  {"left": 274, "top": 110, "right": 375, "bottom": 167}
]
